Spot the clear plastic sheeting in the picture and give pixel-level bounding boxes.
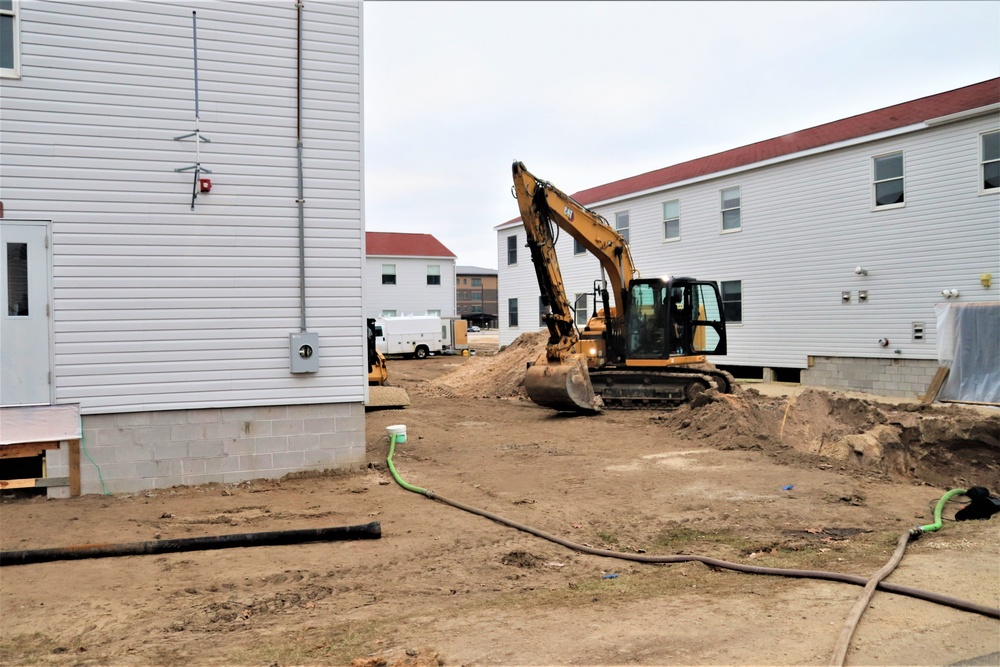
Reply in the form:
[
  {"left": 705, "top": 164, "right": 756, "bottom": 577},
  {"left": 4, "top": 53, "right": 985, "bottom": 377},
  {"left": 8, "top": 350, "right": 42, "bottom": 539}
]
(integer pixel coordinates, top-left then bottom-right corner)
[
  {"left": 935, "top": 302, "right": 1000, "bottom": 404},
  {"left": 0, "top": 403, "right": 81, "bottom": 446}
]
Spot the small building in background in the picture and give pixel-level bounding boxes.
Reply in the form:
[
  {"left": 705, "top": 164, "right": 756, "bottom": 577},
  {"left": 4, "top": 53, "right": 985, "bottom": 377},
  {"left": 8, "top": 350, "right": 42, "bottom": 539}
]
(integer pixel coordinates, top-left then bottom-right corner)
[
  {"left": 455, "top": 266, "right": 498, "bottom": 329},
  {"left": 365, "top": 232, "right": 457, "bottom": 318}
]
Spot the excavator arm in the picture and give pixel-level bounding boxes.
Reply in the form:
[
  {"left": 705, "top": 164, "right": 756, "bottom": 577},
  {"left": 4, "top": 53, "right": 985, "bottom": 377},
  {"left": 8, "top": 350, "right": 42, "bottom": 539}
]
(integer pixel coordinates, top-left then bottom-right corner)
[{"left": 511, "top": 161, "right": 638, "bottom": 362}]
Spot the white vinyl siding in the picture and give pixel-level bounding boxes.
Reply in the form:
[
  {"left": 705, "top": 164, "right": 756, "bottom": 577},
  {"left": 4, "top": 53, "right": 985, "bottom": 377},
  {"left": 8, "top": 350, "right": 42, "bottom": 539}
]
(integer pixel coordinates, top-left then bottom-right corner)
[
  {"left": 1, "top": 1, "right": 364, "bottom": 413},
  {"left": 497, "top": 112, "right": 1000, "bottom": 364},
  {"left": 364, "top": 256, "right": 456, "bottom": 318}
]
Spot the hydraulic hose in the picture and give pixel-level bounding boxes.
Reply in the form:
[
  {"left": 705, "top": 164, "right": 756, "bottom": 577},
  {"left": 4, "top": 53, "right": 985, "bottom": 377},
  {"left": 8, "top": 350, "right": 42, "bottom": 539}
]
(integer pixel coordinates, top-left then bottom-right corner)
[
  {"left": 385, "top": 435, "right": 999, "bottom": 620},
  {"left": 0, "top": 522, "right": 382, "bottom": 566}
]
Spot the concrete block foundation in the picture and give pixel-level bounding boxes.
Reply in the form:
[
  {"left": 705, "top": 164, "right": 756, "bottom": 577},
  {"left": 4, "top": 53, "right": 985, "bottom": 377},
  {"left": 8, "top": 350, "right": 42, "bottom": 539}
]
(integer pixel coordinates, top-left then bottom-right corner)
[{"left": 44, "top": 402, "right": 365, "bottom": 495}]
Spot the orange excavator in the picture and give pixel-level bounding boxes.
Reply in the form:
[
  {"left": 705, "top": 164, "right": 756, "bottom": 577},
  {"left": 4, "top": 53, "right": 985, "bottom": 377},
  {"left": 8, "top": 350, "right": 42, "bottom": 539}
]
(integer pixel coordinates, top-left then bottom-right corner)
[{"left": 512, "top": 161, "right": 734, "bottom": 413}]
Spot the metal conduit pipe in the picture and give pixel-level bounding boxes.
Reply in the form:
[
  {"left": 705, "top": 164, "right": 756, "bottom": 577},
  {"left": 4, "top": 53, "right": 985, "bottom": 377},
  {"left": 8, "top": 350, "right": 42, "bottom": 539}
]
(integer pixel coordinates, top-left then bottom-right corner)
[{"left": 296, "top": 0, "right": 307, "bottom": 331}]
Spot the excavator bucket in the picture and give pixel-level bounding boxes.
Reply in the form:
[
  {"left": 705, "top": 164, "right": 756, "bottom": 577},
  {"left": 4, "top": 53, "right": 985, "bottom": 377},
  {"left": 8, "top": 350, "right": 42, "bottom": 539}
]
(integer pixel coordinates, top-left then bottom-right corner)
[{"left": 524, "top": 355, "right": 603, "bottom": 413}]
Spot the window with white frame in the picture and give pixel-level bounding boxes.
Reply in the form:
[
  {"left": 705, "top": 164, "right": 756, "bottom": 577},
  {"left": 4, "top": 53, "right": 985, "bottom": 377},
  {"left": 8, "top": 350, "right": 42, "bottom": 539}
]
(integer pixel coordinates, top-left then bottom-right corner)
[
  {"left": 982, "top": 130, "right": 999, "bottom": 192},
  {"left": 574, "top": 238, "right": 586, "bottom": 255},
  {"left": 426, "top": 264, "right": 441, "bottom": 285},
  {"left": 721, "top": 280, "right": 742, "bottom": 323},
  {"left": 574, "top": 293, "right": 589, "bottom": 326},
  {"left": 615, "top": 211, "right": 630, "bottom": 244},
  {"left": 721, "top": 187, "right": 741, "bottom": 231},
  {"left": 507, "top": 235, "right": 517, "bottom": 265},
  {"left": 382, "top": 309, "right": 397, "bottom": 317},
  {"left": 508, "top": 298, "right": 519, "bottom": 327},
  {"left": 427, "top": 309, "right": 441, "bottom": 316},
  {"left": 663, "top": 200, "right": 680, "bottom": 241},
  {"left": 873, "top": 152, "right": 904, "bottom": 207},
  {"left": 381, "top": 264, "right": 396, "bottom": 285},
  {"left": 1, "top": 0, "right": 20, "bottom": 78}
]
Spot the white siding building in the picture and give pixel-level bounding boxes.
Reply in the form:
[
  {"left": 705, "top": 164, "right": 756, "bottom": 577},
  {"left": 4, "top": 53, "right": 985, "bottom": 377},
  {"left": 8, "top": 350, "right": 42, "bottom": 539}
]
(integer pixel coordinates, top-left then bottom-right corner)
[
  {"left": 364, "top": 231, "right": 457, "bottom": 319},
  {"left": 497, "top": 80, "right": 1000, "bottom": 398},
  {"left": 1, "top": 1, "right": 366, "bottom": 494}
]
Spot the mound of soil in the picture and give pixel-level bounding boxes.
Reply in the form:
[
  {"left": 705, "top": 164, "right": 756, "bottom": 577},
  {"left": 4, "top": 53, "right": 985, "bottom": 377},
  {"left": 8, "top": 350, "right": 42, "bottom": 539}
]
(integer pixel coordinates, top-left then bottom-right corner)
[
  {"left": 424, "top": 330, "right": 547, "bottom": 399},
  {"left": 430, "top": 339, "right": 1000, "bottom": 490},
  {"left": 655, "top": 387, "right": 1000, "bottom": 490}
]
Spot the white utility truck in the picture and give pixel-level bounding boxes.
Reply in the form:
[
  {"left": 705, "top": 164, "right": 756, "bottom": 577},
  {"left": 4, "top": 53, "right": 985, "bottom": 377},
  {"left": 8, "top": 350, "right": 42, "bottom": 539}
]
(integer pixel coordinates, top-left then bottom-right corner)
[{"left": 374, "top": 315, "right": 447, "bottom": 359}]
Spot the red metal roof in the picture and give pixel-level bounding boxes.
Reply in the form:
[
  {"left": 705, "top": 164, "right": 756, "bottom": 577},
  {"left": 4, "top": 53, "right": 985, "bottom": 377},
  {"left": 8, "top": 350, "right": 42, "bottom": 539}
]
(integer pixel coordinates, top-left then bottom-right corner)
[
  {"left": 366, "top": 231, "right": 456, "bottom": 258},
  {"left": 503, "top": 78, "right": 999, "bottom": 224}
]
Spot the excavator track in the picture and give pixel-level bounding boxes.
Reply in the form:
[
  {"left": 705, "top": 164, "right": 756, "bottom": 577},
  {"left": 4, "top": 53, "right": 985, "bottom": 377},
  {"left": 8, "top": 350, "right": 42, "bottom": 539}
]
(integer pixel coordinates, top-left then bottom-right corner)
[{"left": 588, "top": 367, "right": 735, "bottom": 410}]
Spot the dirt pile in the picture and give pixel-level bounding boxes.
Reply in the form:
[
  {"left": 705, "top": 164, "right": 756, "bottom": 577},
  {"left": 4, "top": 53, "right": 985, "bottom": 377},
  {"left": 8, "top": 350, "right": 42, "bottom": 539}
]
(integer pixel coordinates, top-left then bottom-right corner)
[
  {"left": 424, "top": 330, "right": 547, "bottom": 399},
  {"left": 425, "top": 336, "right": 999, "bottom": 490},
  {"left": 656, "top": 387, "right": 1000, "bottom": 489}
]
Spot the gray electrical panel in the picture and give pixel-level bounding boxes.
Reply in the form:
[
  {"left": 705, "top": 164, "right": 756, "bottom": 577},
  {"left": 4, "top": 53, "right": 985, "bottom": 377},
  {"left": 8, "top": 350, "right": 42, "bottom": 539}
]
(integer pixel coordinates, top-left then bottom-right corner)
[{"left": 289, "top": 332, "right": 319, "bottom": 373}]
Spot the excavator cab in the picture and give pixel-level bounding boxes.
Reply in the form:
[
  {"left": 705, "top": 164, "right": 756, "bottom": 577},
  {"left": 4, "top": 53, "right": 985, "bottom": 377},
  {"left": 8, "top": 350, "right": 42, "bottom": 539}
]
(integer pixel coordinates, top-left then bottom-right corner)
[{"left": 622, "top": 278, "right": 727, "bottom": 360}]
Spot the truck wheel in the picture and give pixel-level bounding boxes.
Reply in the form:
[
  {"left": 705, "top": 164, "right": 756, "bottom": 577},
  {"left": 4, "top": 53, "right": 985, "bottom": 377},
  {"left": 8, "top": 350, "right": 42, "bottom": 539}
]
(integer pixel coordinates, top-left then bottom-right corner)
[{"left": 415, "top": 345, "right": 429, "bottom": 359}]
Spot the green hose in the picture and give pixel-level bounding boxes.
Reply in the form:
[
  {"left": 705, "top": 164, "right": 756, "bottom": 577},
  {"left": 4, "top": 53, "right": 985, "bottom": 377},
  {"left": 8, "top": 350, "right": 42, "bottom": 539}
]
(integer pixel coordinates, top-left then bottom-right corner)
[
  {"left": 918, "top": 488, "right": 967, "bottom": 533},
  {"left": 386, "top": 434, "right": 428, "bottom": 495}
]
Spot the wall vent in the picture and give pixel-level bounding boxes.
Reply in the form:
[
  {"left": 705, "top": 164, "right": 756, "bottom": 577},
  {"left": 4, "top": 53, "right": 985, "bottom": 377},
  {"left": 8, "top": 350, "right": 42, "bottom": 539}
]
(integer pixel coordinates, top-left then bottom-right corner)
[{"left": 911, "top": 322, "right": 925, "bottom": 342}]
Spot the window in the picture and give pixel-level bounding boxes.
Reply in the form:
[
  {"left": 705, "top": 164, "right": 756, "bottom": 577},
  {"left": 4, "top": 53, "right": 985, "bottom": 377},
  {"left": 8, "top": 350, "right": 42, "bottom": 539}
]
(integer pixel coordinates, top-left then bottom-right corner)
[
  {"left": 508, "top": 298, "right": 519, "bottom": 327},
  {"left": 381, "top": 310, "right": 396, "bottom": 317},
  {"left": 507, "top": 235, "right": 518, "bottom": 265},
  {"left": 615, "top": 211, "right": 630, "bottom": 244},
  {"left": 574, "top": 238, "right": 586, "bottom": 255},
  {"left": 471, "top": 305, "right": 482, "bottom": 313},
  {"left": 1, "top": 0, "right": 20, "bottom": 78},
  {"left": 381, "top": 264, "right": 396, "bottom": 285},
  {"left": 721, "top": 187, "right": 741, "bottom": 231},
  {"left": 663, "top": 200, "right": 680, "bottom": 241},
  {"left": 427, "top": 309, "right": 441, "bottom": 317},
  {"left": 472, "top": 292, "right": 482, "bottom": 301},
  {"left": 721, "top": 280, "right": 742, "bottom": 324},
  {"left": 463, "top": 278, "right": 467, "bottom": 285},
  {"left": 574, "top": 293, "right": 589, "bottom": 326},
  {"left": 6, "top": 242, "right": 28, "bottom": 316},
  {"left": 472, "top": 277, "right": 482, "bottom": 287},
  {"left": 982, "top": 131, "right": 999, "bottom": 192},
  {"left": 427, "top": 264, "right": 441, "bottom": 286},
  {"left": 456, "top": 277, "right": 460, "bottom": 285},
  {"left": 873, "top": 152, "right": 904, "bottom": 207}
]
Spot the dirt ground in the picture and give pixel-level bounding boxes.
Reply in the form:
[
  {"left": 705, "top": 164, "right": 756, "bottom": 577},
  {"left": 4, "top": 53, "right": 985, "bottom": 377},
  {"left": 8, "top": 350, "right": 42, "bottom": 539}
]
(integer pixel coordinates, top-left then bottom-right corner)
[{"left": 2, "top": 333, "right": 999, "bottom": 667}]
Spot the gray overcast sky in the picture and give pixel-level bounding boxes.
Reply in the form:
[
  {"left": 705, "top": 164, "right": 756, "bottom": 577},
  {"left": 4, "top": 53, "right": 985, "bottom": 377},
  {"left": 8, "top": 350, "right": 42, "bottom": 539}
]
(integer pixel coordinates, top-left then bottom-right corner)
[{"left": 362, "top": 1, "right": 1000, "bottom": 270}]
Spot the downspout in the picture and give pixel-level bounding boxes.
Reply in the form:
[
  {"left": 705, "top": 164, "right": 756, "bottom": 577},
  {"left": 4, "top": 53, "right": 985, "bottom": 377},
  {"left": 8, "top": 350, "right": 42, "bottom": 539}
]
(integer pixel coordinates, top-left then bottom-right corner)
[{"left": 296, "top": 0, "right": 306, "bottom": 332}]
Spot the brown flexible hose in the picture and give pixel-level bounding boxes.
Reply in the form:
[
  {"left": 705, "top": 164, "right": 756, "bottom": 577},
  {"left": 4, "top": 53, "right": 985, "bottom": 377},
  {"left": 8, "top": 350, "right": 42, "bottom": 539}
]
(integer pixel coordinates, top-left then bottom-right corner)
[
  {"left": 423, "top": 490, "right": 1000, "bottom": 619},
  {"left": 828, "top": 529, "right": 916, "bottom": 666}
]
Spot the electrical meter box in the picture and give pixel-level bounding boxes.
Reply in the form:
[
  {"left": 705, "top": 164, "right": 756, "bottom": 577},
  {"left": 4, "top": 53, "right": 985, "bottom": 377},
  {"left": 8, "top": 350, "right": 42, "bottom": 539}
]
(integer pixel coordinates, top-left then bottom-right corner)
[{"left": 289, "top": 332, "right": 319, "bottom": 373}]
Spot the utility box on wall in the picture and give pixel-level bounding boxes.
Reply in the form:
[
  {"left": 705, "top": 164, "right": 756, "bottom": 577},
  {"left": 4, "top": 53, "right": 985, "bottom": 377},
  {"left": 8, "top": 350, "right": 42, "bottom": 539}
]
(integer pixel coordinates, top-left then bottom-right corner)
[{"left": 289, "top": 332, "right": 319, "bottom": 373}]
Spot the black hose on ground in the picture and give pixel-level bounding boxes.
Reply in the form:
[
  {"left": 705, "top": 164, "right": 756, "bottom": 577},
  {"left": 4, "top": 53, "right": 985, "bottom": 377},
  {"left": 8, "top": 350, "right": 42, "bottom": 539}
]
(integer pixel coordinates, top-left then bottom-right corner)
[
  {"left": 422, "top": 489, "right": 1000, "bottom": 619},
  {"left": 0, "top": 521, "right": 382, "bottom": 566}
]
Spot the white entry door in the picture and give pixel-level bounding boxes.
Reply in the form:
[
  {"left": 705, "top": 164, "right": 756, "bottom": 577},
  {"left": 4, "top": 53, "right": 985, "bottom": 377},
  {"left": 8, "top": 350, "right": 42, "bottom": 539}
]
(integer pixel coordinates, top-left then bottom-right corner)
[{"left": 1, "top": 222, "right": 52, "bottom": 405}]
